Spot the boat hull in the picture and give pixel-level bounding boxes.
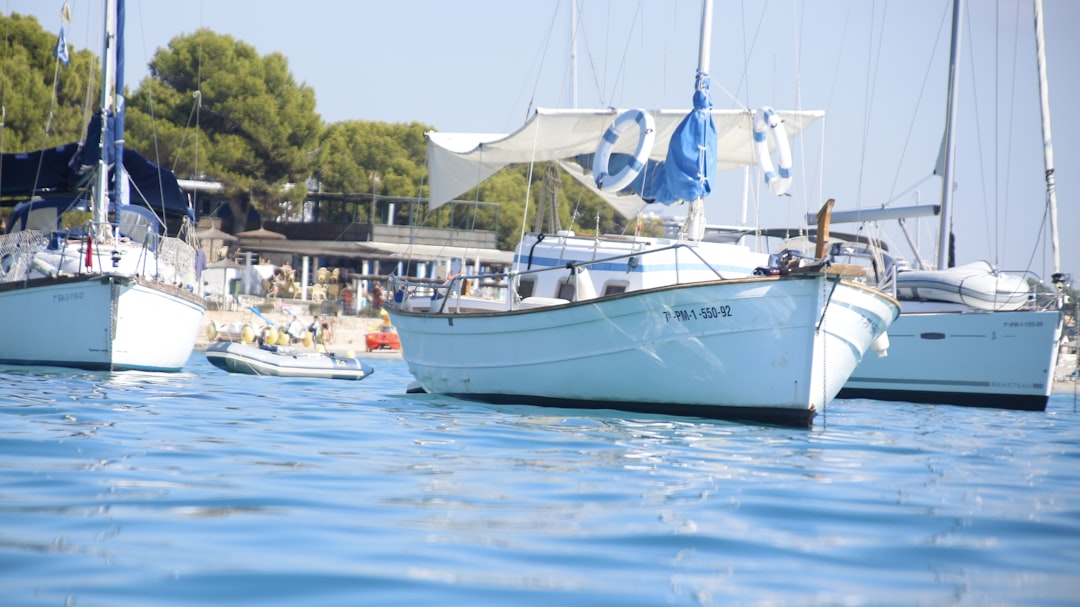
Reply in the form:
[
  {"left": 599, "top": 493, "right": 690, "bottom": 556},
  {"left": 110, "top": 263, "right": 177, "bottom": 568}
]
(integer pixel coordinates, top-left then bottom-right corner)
[
  {"left": 391, "top": 274, "right": 898, "bottom": 427},
  {"left": 0, "top": 274, "right": 205, "bottom": 372},
  {"left": 205, "top": 341, "right": 374, "bottom": 380},
  {"left": 839, "top": 306, "right": 1063, "bottom": 410}
]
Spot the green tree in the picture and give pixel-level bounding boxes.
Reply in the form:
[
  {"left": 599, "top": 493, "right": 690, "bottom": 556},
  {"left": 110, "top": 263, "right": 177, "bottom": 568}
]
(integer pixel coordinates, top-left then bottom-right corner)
[
  {"left": 315, "top": 120, "right": 430, "bottom": 222},
  {"left": 0, "top": 13, "right": 96, "bottom": 152},
  {"left": 125, "top": 29, "right": 321, "bottom": 227},
  {"left": 446, "top": 163, "right": 631, "bottom": 250}
]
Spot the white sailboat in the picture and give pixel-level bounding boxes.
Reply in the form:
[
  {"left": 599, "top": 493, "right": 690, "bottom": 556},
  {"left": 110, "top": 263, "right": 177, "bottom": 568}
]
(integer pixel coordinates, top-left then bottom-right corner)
[
  {"left": 386, "top": 0, "right": 900, "bottom": 427},
  {"left": 833, "top": 0, "right": 1066, "bottom": 410},
  {"left": 0, "top": 0, "right": 206, "bottom": 372}
]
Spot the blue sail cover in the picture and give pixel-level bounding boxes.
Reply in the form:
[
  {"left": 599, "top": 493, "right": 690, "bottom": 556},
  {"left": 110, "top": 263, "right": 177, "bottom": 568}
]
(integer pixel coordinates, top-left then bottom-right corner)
[
  {"left": 646, "top": 75, "right": 718, "bottom": 204},
  {"left": 0, "top": 113, "right": 192, "bottom": 221}
]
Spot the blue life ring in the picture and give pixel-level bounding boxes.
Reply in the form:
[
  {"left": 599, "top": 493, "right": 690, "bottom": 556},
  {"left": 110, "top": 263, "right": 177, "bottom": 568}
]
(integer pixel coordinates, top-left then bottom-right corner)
[
  {"left": 593, "top": 109, "right": 655, "bottom": 192},
  {"left": 753, "top": 106, "right": 792, "bottom": 196}
]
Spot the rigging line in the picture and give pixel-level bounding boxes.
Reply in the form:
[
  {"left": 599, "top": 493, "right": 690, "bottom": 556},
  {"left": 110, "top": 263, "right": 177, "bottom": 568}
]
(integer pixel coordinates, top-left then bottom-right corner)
[
  {"left": 855, "top": 0, "right": 884, "bottom": 211},
  {"left": 192, "top": 0, "right": 204, "bottom": 225},
  {"left": 998, "top": 0, "right": 1023, "bottom": 272},
  {"left": 130, "top": 0, "right": 168, "bottom": 224},
  {"left": 738, "top": 0, "right": 770, "bottom": 110},
  {"left": 791, "top": 0, "right": 810, "bottom": 225},
  {"left": 524, "top": 1, "right": 561, "bottom": 122},
  {"left": 823, "top": 0, "right": 853, "bottom": 114},
  {"left": 576, "top": 2, "right": 607, "bottom": 105},
  {"left": 605, "top": 0, "right": 644, "bottom": 108},
  {"left": 962, "top": 2, "right": 990, "bottom": 266},
  {"left": 885, "top": 3, "right": 950, "bottom": 205},
  {"left": 27, "top": 7, "right": 72, "bottom": 201}
]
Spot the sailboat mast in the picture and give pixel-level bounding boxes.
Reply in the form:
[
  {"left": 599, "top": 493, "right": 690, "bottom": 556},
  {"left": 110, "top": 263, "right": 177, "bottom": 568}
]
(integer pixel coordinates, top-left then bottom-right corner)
[
  {"left": 570, "top": 0, "right": 578, "bottom": 108},
  {"left": 94, "top": 0, "right": 118, "bottom": 233},
  {"left": 936, "top": 0, "right": 964, "bottom": 270},
  {"left": 1033, "top": 0, "right": 1060, "bottom": 274},
  {"left": 680, "top": 0, "right": 714, "bottom": 242},
  {"left": 113, "top": 0, "right": 126, "bottom": 210},
  {"left": 697, "top": 0, "right": 713, "bottom": 77}
]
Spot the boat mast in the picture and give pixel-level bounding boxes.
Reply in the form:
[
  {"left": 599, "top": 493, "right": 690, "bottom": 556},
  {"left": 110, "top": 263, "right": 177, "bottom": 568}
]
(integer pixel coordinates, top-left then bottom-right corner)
[
  {"left": 1033, "top": 0, "right": 1060, "bottom": 275},
  {"left": 94, "top": 0, "right": 118, "bottom": 236},
  {"left": 682, "top": 0, "right": 714, "bottom": 242},
  {"left": 570, "top": 0, "right": 578, "bottom": 109},
  {"left": 936, "top": 0, "right": 964, "bottom": 270},
  {"left": 113, "top": 0, "right": 126, "bottom": 212}
]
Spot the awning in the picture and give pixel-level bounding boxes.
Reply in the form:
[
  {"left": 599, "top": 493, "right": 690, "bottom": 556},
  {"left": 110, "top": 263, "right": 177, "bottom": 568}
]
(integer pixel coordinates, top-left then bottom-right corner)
[
  {"left": 235, "top": 239, "right": 514, "bottom": 266},
  {"left": 426, "top": 107, "right": 825, "bottom": 217}
]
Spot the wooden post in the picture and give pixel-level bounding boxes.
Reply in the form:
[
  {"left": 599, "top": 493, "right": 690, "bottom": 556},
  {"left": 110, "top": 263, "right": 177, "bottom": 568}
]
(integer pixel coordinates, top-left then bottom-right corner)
[{"left": 814, "top": 198, "right": 835, "bottom": 260}]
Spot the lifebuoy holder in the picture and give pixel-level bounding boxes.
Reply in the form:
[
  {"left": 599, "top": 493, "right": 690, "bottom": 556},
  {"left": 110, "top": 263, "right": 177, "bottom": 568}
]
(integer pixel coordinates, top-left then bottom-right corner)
[
  {"left": 593, "top": 109, "right": 655, "bottom": 192},
  {"left": 753, "top": 106, "right": 793, "bottom": 196}
]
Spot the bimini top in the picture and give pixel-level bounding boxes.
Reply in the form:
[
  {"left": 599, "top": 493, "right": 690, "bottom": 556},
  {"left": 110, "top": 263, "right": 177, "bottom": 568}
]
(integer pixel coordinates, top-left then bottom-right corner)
[{"left": 426, "top": 106, "right": 824, "bottom": 218}]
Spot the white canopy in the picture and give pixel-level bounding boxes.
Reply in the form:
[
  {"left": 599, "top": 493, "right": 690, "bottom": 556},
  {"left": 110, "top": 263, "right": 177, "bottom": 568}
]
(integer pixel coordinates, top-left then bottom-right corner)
[{"left": 426, "top": 107, "right": 825, "bottom": 218}]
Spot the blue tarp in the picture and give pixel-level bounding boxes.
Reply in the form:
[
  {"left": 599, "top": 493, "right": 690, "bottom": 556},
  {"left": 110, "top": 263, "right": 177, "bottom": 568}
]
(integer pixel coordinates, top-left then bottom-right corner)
[{"left": 0, "top": 114, "right": 192, "bottom": 221}]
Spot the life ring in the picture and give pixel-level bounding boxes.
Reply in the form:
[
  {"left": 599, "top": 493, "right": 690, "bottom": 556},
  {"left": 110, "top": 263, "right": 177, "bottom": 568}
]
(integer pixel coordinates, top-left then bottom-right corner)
[
  {"left": 593, "top": 109, "right": 655, "bottom": 192},
  {"left": 752, "top": 106, "right": 792, "bottom": 196}
]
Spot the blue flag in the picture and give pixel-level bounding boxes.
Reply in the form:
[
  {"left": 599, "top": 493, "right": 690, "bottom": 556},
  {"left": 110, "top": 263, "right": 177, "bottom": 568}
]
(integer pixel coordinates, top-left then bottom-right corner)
[{"left": 54, "top": 27, "right": 70, "bottom": 66}]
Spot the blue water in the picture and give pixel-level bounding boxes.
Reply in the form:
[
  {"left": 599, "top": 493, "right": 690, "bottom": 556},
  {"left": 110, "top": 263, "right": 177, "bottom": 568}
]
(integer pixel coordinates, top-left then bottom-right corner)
[{"left": 2, "top": 354, "right": 1078, "bottom": 607}]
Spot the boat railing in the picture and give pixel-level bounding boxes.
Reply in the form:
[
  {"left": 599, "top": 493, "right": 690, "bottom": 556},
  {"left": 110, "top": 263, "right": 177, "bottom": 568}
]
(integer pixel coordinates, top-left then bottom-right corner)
[
  {"left": 0, "top": 222, "right": 198, "bottom": 289},
  {"left": 388, "top": 242, "right": 736, "bottom": 315}
]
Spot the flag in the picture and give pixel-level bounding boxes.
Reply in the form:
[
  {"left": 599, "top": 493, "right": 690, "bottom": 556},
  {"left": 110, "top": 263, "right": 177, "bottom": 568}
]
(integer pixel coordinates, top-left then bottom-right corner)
[
  {"left": 54, "top": 27, "right": 70, "bottom": 66},
  {"left": 60, "top": 1, "right": 72, "bottom": 24}
]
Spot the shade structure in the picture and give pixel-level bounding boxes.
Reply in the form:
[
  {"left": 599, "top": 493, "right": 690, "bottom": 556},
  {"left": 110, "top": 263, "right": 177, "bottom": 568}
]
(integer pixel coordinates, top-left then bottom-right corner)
[
  {"left": 195, "top": 226, "right": 237, "bottom": 242},
  {"left": 236, "top": 227, "right": 287, "bottom": 240}
]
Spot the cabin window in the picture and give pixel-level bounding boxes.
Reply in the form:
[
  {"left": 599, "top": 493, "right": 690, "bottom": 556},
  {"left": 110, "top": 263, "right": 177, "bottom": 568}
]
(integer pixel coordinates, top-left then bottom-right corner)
[
  {"left": 603, "top": 282, "right": 628, "bottom": 296},
  {"left": 516, "top": 277, "right": 536, "bottom": 299},
  {"left": 557, "top": 280, "right": 575, "bottom": 301}
]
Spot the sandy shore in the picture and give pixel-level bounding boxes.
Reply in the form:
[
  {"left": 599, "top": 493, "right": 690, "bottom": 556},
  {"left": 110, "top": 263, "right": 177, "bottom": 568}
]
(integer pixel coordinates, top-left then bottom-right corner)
[{"left": 196, "top": 305, "right": 402, "bottom": 360}]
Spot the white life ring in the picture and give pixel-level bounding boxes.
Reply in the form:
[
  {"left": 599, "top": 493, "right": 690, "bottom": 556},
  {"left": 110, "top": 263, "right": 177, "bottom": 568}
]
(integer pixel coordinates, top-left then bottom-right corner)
[
  {"left": 753, "top": 106, "right": 793, "bottom": 196},
  {"left": 593, "top": 109, "right": 655, "bottom": 192}
]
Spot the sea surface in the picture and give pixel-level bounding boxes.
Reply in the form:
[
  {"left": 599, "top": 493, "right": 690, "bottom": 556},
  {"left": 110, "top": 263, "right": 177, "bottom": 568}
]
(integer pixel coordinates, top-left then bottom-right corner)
[{"left": 1, "top": 354, "right": 1078, "bottom": 607}]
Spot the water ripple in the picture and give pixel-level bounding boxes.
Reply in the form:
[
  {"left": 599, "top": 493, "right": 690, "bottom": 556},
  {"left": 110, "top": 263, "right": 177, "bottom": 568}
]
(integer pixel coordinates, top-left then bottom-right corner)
[{"left": 0, "top": 356, "right": 1077, "bottom": 606}]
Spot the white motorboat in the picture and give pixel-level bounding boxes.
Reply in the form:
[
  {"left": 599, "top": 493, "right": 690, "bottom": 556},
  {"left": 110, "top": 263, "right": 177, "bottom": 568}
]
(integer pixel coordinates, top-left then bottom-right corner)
[{"left": 205, "top": 341, "right": 374, "bottom": 381}]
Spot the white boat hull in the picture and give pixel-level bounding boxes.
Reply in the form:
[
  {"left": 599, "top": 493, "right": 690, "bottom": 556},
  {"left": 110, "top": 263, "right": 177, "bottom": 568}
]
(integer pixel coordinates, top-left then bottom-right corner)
[
  {"left": 840, "top": 305, "right": 1063, "bottom": 410},
  {"left": 391, "top": 274, "right": 898, "bottom": 427},
  {"left": 205, "top": 341, "right": 374, "bottom": 380},
  {"left": 0, "top": 275, "right": 205, "bottom": 372}
]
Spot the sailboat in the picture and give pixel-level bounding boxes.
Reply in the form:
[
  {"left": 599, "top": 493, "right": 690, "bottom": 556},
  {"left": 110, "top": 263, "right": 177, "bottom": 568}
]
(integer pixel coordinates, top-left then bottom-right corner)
[
  {"left": 0, "top": 0, "right": 206, "bottom": 372},
  {"left": 385, "top": 0, "right": 900, "bottom": 428},
  {"left": 832, "top": 0, "right": 1066, "bottom": 410}
]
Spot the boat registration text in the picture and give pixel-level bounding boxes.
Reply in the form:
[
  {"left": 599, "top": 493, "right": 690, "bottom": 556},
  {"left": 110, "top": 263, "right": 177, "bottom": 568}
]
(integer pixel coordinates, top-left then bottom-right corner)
[{"left": 664, "top": 305, "right": 733, "bottom": 323}]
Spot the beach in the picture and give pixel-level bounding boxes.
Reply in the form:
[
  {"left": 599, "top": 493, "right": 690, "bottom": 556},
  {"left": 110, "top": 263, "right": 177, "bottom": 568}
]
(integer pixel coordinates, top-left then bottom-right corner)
[{"left": 196, "top": 303, "right": 402, "bottom": 360}]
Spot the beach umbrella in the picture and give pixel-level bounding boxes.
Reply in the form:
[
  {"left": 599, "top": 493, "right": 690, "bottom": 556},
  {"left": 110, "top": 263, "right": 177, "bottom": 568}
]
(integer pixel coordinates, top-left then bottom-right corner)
[
  {"left": 195, "top": 225, "right": 238, "bottom": 242},
  {"left": 236, "top": 226, "right": 287, "bottom": 240}
]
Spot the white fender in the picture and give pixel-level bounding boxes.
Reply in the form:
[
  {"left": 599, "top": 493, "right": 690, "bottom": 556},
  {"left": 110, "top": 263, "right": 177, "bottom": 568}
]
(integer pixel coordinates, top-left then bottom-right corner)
[
  {"left": 753, "top": 106, "right": 793, "bottom": 196},
  {"left": 593, "top": 109, "right": 655, "bottom": 192},
  {"left": 870, "top": 332, "right": 890, "bottom": 358}
]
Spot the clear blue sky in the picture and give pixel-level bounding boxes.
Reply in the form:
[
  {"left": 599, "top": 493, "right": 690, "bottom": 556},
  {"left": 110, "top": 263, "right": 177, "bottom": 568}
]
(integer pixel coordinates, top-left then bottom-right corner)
[{"left": 5, "top": 0, "right": 1078, "bottom": 281}]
